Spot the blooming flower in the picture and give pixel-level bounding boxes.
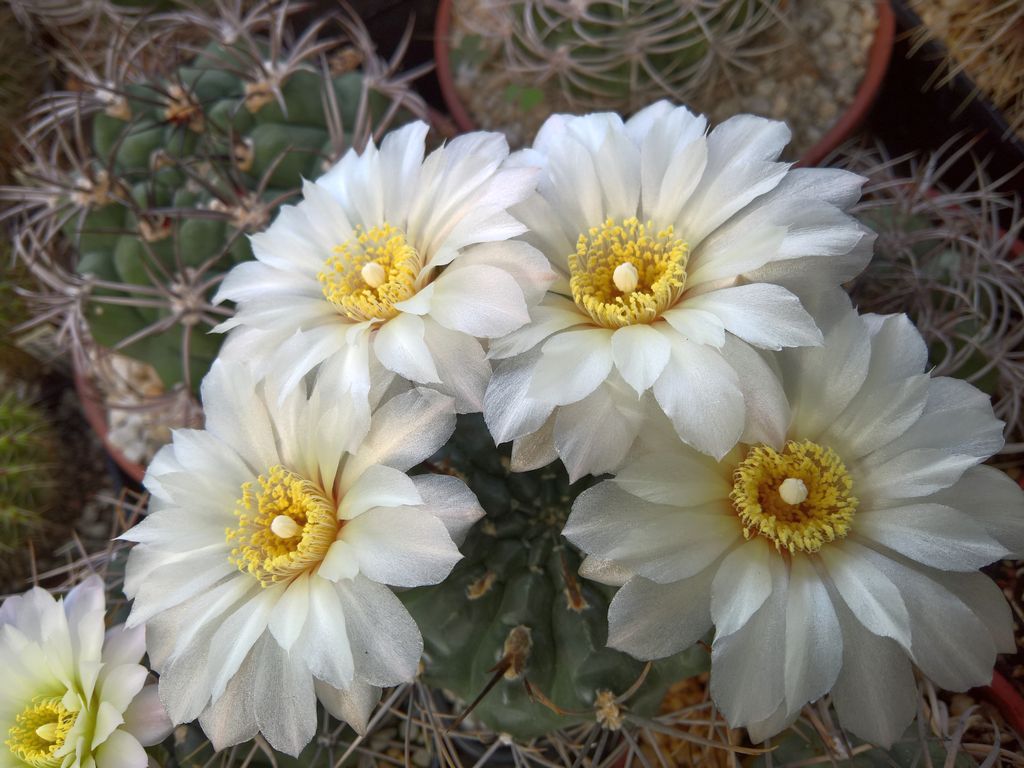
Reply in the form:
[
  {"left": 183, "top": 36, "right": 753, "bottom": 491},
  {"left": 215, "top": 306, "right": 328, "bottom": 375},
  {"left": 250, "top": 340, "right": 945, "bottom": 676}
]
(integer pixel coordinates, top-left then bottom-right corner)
[
  {"left": 484, "top": 102, "right": 873, "bottom": 479},
  {"left": 214, "top": 120, "right": 553, "bottom": 418},
  {"left": 120, "top": 361, "right": 484, "bottom": 755},
  {"left": 1, "top": 575, "right": 172, "bottom": 768},
  {"left": 563, "top": 298, "right": 1024, "bottom": 746}
]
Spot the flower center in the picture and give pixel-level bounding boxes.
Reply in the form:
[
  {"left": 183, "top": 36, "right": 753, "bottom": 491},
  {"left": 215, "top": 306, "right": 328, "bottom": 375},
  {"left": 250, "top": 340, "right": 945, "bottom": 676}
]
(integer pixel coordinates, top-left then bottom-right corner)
[
  {"left": 318, "top": 223, "right": 421, "bottom": 322},
  {"left": 730, "top": 440, "right": 858, "bottom": 554},
  {"left": 569, "top": 217, "right": 688, "bottom": 328},
  {"left": 226, "top": 465, "right": 339, "bottom": 587},
  {"left": 5, "top": 696, "right": 76, "bottom": 767}
]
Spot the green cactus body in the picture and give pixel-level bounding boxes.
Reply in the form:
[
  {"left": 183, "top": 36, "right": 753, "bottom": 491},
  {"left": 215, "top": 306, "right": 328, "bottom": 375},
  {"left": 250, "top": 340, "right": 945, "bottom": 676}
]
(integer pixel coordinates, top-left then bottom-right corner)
[
  {"left": 0, "top": 382, "right": 56, "bottom": 550},
  {"left": 65, "top": 32, "right": 417, "bottom": 395},
  {"left": 465, "top": 0, "right": 785, "bottom": 115},
  {"left": 401, "top": 415, "right": 706, "bottom": 740}
]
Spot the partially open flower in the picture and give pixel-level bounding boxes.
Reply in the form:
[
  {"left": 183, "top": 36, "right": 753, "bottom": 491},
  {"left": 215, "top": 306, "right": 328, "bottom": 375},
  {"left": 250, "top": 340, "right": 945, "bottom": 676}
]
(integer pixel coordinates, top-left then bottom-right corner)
[
  {"left": 214, "top": 120, "right": 553, "bottom": 417},
  {"left": 120, "top": 361, "right": 483, "bottom": 756},
  {"left": 484, "top": 102, "right": 873, "bottom": 479},
  {"left": 1, "top": 576, "right": 172, "bottom": 768},
  {"left": 564, "top": 298, "right": 1024, "bottom": 747}
]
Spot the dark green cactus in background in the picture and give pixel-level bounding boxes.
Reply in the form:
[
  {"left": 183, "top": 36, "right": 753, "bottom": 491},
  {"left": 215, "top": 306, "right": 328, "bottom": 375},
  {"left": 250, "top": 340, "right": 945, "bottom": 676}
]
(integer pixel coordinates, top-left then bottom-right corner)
[
  {"left": 458, "top": 0, "right": 788, "bottom": 115},
  {"left": 402, "top": 414, "right": 706, "bottom": 740},
  {"left": 61, "top": 9, "right": 424, "bottom": 392}
]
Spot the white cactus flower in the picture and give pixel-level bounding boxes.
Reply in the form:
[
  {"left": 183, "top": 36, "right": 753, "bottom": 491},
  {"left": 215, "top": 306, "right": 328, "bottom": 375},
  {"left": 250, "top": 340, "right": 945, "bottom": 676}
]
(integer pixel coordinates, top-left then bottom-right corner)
[
  {"left": 564, "top": 298, "right": 1024, "bottom": 747},
  {"left": 484, "top": 102, "right": 874, "bottom": 479},
  {"left": 215, "top": 120, "right": 553, "bottom": 419},
  {"left": 1, "top": 575, "right": 172, "bottom": 768},
  {"left": 120, "top": 361, "right": 483, "bottom": 756}
]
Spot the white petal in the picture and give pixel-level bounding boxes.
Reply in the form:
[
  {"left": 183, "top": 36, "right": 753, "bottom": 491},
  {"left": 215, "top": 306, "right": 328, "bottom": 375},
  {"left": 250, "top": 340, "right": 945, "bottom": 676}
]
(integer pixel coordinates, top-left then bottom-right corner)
[
  {"left": 857, "top": 448, "right": 987, "bottom": 503},
  {"left": 98, "top": 663, "right": 148, "bottom": 715},
  {"left": 429, "top": 264, "right": 530, "bottom": 338},
  {"left": 718, "top": 335, "right": 789, "bottom": 449},
  {"left": 783, "top": 304, "right": 871, "bottom": 441},
  {"left": 783, "top": 556, "right": 842, "bottom": 708},
  {"left": 334, "top": 576, "right": 422, "bottom": 686},
  {"left": 341, "top": 506, "right": 462, "bottom": 588},
  {"left": 373, "top": 312, "right": 441, "bottom": 384},
  {"left": 660, "top": 308, "right": 726, "bottom": 348},
  {"left": 339, "top": 464, "right": 422, "bottom": 520},
  {"left": 564, "top": 482, "right": 738, "bottom": 583},
  {"left": 208, "top": 586, "right": 282, "bottom": 701},
  {"left": 527, "top": 328, "right": 614, "bottom": 406},
  {"left": 610, "top": 324, "right": 671, "bottom": 394},
  {"left": 122, "top": 685, "right": 173, "bottom": 747},
  {"left": 421, "top": 317, "right": 491, "bottom": 413},
  {"left": 578, "top": 555, "right": 633, "bottom": 587},
  {"left": 652, "top": 332, "right": 744, "bottom": 460},
  {"left": 318, "top": 539, "right": 360, "bottom": 582},
  {"left": 825, "top": 375, "right": 929, "bottom": 461},
  {"left": 855, "top": 503, "right": 1008, "bottom": 571},
  {"left": 686, "top": 221, "right": 788, "bottom": 289},
  {"left": 342, "top": 388, "right": 456, "bottom": 483},
  {"left": 646, "top": 134, "right": 708, "bottom": 226},
  {"left": 553, "top": 382, "right": 646, "bottom": 481},
  {"left": 125, "top": 551, "right": 238, "bottom": 629},
  {"left": 483, "top": 351, "right": 555, "bottom": 443},
  {"left": 509, "top": 416, "right": 559, "bottom": 472},
  {"left": 830, "top": 600, "right": 917, "bottom": 749},
  {"left": 198, "top": 649, "right": 259, "bottom": 751},
  {"left": 613, "top": 450, "right": 729, "bottom": 507},
  {"left": 103, "top": 624, "right": 146, "bottom": 668},
  {"left": 607, "top": 571, "right": 715, "bottom": 660},
  {"left": 710, "top": 538, "right": 772, "bottom": 638},
  {"left": 302, "top": 577, "right": 356, "bottom": 688},
  {"left": 676, "top": 114, "right": 790, "bottom": 246},
  {"left": 864, "top": 549, "right": 997, "bottom": 691},
  {"left": 930, "top": 570, "right": 1016, "bottom": 654},
  {"left": 409, "top": 474, "right": 485, "bottom": 544},
  {"left": 684, "top": 284, "right": 822, "bottom": 351},
  {"left": 710, "top": 553, "right": 788, "bottom": 726},
  {"left": 450, "top": 240, "right": 555, "bottom": 305},
  {"left": 486, "top": 297, "right": 587, "bottom": 360},
  {"left": 928, "top": 465, "right": 1024, "bottom": 556},
  {"left": 315, "top": 678, "right": 381, "bottom": 735},
  {"left": 93, "top": 729, "right": 147, "bottom": 768},
  {"left": 818, "top": 542, "right": 911, "bottom": 648},
  {"left": 268, "top": 574, "right": 310, "bottom": 652},
  {"left": 378, "top": 122, "right": 429, "bottom": 221},
  {"left": 199, "top": 360, "right": 279, "bottom": 474},
  {"left": 252, "top": 634, "right": 317, "bottom": 757}
]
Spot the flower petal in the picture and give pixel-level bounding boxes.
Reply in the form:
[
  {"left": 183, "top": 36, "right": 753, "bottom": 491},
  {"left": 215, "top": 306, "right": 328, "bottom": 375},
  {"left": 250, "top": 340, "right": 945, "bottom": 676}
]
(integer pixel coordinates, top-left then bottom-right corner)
[
  {"left": 683, "top": 284, "right": 822, "bottom": 350},
  {"left": 373, "top": 312, "right": 441, "bottom": 384},
  {"left": 339, "top": 464, "right": 422, "bottom": 520},
  {"left": 527, "top": 328, "right": 614, "bottom": 406},
  {"left": 710, "top": 537, "right": 772, "bottom": 638},
  {"left": 341, "top": 506, "right": 463, "bottom": 588},
  {"left": 429, "top": 264, "right": 530, "bottom": 338},
  {"left": 122, "top": 685, "right": 173, "bottom": 747},
  {"left": 607, "top": 571, "right": 715, "bottom": 660},
  {"left": 553, "top": 382, "right": 646, "bottom": 481},
  {"left": 483, "top": 351, "right": 555, "bottom": 443},
  {"left": 315, "top": 678, "right": 381, "bottom": 735},
  {"left": 409, "top": 474, "right": 485, "bottom": 544},
  {"left": 610, "top": 324, "right": 671, "bottom": 394},
  {"left": 93, "top": 728, "right": 148, "bottom": 768}
]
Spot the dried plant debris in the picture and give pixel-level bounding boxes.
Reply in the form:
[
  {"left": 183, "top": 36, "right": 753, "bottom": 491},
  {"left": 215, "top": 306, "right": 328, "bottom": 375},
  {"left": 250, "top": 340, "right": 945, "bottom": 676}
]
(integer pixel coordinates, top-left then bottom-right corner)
[{"left": 836, "top": 137, "right": 1024, "bottom": 468}]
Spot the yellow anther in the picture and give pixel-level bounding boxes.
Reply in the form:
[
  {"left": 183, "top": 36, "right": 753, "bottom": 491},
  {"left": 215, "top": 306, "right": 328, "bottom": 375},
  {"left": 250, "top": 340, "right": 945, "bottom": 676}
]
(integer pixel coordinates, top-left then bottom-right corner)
[
  {"left": 569, "top": 217, "right": 688, "bottom": 328},
  {"left": 731, "top": 440, "right": 857, "bottom": 554},
  {"left": 318, "top": 223, "right": 422, "bottom": 321},
  {"left": 226, "top": 466, "right": 339, "bottom": 586},
  {"left": 6, "top": 696, "right": 76, "bottom": 766}
]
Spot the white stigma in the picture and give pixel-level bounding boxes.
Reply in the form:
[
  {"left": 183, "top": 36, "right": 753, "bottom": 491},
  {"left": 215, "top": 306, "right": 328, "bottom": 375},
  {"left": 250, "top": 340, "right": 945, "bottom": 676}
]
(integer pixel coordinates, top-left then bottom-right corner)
[
  {"left": 778, "top": 478, "right": 809, "bottom": 505},
  {"left": 270, "top": 514, "right": 302, "bottom": 539},
  {"left": 612, "top": 262, "right": 639, "bottom": 293},
  {"left": 35, "top": 723, "right": 59, "bottom": 742},
  {"left": 361, "top": 261, "right": 387, "bottom": 288}
]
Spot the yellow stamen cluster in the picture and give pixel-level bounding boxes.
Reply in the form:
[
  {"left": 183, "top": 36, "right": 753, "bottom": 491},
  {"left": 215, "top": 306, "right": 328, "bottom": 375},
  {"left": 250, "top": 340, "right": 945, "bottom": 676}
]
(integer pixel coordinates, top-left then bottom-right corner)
[
  {"left": 5, "top": 696, "right": 76, "bottom": 767},
  {"left": 569, "top": 217, "right": 688, "bottom": 328},
  {"left": 318, "top": 223, "right": 421, "bottom": 322},
  {"left": 226, "top": 465, "right": 339, "bottom": 587},
  {"left": 730, "top": 440, "right": 857, "bottom": 554}
]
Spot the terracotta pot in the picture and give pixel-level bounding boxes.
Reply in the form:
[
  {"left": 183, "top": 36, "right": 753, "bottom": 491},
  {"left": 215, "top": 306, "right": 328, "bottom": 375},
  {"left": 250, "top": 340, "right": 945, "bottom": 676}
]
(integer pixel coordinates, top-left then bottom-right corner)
[
  {"left": 433, "top": 0, "right": 896, "bottom": 167},
  {"left": 73, "top": 360, "right": 147, "bottom": 485}
]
